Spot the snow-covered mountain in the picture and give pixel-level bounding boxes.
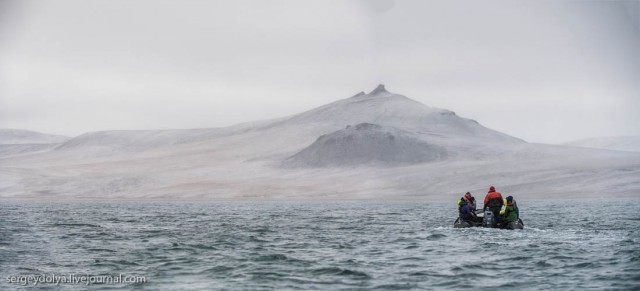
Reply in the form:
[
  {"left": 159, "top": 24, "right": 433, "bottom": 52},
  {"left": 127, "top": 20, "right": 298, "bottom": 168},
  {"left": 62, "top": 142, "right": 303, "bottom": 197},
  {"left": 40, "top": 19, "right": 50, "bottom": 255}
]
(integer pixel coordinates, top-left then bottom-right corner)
[
  {"left": 51, "top": 85, "right": 520, "bottom": 156},
  {"left": 564, "top": 136, "right": 640, "bottom": 152},
  {"left": 1, "top": 85, "right": 639, "bottom": 199},
  {"left": 269, "top": 85, "right": 521, "bottom": 143}
]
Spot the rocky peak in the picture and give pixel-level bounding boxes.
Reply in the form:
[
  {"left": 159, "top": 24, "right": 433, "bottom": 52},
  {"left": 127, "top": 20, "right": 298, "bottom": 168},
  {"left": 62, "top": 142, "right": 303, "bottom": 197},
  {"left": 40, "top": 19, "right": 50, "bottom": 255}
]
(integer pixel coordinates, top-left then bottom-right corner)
[{"left": 368, "top": 84, "right": 388, "bottom": 95}]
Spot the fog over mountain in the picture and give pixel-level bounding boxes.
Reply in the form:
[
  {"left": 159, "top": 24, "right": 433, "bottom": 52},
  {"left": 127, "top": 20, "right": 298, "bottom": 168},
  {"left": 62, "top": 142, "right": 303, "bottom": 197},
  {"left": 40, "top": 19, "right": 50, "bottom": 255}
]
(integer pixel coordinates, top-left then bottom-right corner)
[
  {"left": 1, "top": 85, "right": 638, "bottom": 200},
  {"left": 1, "top": 1, "right": 639, "bottom": 144}
]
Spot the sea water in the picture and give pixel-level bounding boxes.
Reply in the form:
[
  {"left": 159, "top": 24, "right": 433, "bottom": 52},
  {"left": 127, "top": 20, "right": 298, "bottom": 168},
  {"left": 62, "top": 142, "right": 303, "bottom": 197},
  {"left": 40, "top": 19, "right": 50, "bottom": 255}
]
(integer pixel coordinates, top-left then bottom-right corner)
[{"left": 1, "top": 199, "right": 639, "bottom": 290}]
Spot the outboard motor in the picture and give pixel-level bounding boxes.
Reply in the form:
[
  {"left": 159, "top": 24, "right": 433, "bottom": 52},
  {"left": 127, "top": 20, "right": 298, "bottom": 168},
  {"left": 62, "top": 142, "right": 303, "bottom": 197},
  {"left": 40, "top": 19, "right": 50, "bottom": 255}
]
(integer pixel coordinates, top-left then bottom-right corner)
[{"left": 483, "top": 209, "right": 494, "bottom": 228}]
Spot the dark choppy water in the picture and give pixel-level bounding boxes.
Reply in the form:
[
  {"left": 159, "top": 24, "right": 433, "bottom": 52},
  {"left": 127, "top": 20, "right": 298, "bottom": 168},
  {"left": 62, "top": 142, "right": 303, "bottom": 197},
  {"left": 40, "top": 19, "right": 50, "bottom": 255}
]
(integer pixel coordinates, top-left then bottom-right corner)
[{"left": 1, "top": 199, "right": 639, "bottom": 290}]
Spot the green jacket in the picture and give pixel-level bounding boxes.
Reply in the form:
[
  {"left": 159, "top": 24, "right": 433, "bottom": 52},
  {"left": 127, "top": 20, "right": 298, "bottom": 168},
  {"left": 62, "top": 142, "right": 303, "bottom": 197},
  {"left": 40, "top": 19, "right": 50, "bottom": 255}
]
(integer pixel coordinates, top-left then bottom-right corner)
[{"left": 504, "top": 202, "right": 519, "bottom": 222}]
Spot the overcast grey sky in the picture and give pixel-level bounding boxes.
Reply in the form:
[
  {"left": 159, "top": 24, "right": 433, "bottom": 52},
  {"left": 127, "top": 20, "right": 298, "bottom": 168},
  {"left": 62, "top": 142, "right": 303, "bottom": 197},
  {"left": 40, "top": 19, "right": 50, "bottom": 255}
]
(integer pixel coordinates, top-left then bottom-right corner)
[{"left": 0, "top": 0, "right": 638, "bottom": 143}]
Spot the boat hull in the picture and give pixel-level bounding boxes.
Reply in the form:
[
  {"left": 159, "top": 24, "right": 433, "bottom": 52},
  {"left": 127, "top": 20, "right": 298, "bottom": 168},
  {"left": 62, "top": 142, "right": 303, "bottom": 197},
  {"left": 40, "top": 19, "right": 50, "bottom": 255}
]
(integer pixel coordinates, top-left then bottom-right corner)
[{"left": 454, "top": 211, "right": 524, "bottom": 230}]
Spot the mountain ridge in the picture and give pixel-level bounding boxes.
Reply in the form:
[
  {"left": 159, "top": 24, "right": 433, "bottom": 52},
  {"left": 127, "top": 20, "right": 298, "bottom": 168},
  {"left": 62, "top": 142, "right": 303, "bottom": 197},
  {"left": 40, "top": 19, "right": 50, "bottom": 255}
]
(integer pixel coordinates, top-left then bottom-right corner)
[
  {"left": 0, "top": 129, "right": 70, "bottom": 145},
  {"left": 1, "top": 85, "right": 638, "bottom": 199},
  {"left": 46, "top": 84, "right": 523, "bottom": 155}
]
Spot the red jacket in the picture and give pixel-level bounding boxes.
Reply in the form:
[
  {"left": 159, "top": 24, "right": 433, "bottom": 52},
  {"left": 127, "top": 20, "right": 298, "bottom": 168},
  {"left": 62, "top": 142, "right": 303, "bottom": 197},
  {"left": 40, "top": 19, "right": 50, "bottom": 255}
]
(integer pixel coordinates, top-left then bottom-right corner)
[{"left": 484, "top": 190, "right": 503, "bottom": 207}]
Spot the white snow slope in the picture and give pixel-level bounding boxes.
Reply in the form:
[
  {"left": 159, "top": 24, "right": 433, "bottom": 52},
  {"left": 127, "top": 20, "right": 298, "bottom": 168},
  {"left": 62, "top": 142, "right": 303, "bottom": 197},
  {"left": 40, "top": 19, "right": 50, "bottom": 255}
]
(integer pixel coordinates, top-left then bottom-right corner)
[
  {"left": 1, "top": 85, "right": 639, "bottom": 200},
  {"left": 564, "top": 136, "right": 640, "bottom": 153}
]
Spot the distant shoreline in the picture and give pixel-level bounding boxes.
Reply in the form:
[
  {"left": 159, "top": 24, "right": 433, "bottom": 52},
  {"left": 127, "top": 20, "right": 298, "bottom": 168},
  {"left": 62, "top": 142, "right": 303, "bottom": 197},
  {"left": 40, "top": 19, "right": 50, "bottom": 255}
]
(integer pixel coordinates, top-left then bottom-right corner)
[{"left": 2, "top": 194, "right": 639, "bottom": 204}]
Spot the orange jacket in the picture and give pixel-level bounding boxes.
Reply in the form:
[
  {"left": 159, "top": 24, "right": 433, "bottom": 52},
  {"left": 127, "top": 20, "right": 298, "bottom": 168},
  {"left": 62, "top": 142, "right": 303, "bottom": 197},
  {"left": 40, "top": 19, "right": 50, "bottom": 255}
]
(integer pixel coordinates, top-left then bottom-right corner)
[{"left": 484, "top": 190, "right": 503, "bottom": 207}]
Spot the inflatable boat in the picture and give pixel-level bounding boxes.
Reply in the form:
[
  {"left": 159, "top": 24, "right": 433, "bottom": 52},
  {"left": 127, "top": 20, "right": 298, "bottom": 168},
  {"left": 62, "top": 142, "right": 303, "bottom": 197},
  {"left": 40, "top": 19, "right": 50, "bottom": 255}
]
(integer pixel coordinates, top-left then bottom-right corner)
[{"left": 453, "top": 209, "right": 524, "bottom": 229}]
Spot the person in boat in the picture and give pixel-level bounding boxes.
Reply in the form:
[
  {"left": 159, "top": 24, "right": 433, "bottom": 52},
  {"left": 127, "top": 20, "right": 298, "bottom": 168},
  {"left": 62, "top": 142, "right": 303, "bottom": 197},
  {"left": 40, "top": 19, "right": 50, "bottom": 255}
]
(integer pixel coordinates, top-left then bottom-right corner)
[
  {"left": 483, "top": 186, "right": 505, "bottom": 218},
  {"left": 504, "top": 196, "right": 520, "bottom": 223},
  {"left": 458, "top": 192, "right": 476, "bottom": 211},
  {"left": 466, "top": 192, "right": 477, "bottom": 212},
  {"left": 457, "top": 192, "right": 477, "bottom": 221}
]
